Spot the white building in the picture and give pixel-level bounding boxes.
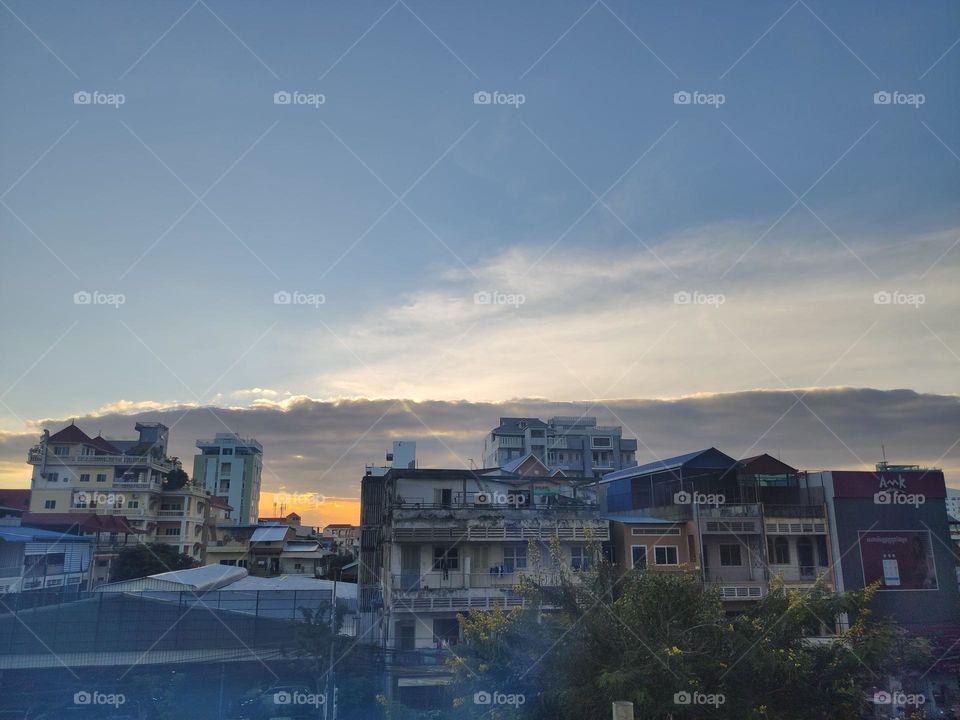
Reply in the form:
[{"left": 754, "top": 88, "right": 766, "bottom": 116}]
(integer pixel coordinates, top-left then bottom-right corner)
[
  {"left": 946, "top": 488, "right": 960, "bottom": 521},
  {"left": 194, "top": 434, "right": 263, "bottom": 525},
  {"left": 365, "top": 440, "right": 417, "bottom": 477}
]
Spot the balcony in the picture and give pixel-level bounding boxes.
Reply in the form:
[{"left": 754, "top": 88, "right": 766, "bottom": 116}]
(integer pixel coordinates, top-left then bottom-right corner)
[
  {"left": 763, "top": 504, "right": 825, "bottom": 518},
  {"left": 497, "top": 436, "right": 524, "bottom": 448},
  {"left": 27, "top": 449, "right": 177, "bottom": 472},
  {"left": 700, "top": 504, "right": 762, "bottom": 534},
  {"left": 391, "top": 572, "right": 525, "bottom": 592},
  {"left": 708, "top": 581, "right": 766, "bottom": 601},
  {"left": 769, "top": 566, "right": 831, "bottom": 584},
  {"left": 391, "top": 518, "right": 608, "bottom": 543}
]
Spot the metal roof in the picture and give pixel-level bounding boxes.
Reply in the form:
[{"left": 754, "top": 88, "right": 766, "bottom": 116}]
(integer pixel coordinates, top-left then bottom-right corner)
[
  {"left": 599, "top": 447, "right": 737, "bottom": 484},
  {"left": 602, "top": 514, "right": 681, "bottom": 524},
  {"left": 251, "top": 526, "right": 289, "bottom": 542},
  {"left": 0, "top": 525, "right": 91, "bottom": 543},
  {"left": 97, "top": 564, "right": 246, "bottom": 592}
]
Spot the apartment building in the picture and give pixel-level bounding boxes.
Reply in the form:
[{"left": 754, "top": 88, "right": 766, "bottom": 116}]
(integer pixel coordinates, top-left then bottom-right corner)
[
  {"left": 359, "top": 461, "right": 607, "bottom": 703},
  {"left": 194, "top": 433, "right": 263, "bottom": 524},
  {"left": 600, "top": 448, "right": 834, "bottom": 606},
  {"left": 205, "top": 521, "right": 328, "bottom": 576},
  {"left": 26, "top": 422, "right": 220, "bottom": 580},
  {"left": 323, "top": 523, "right": 360, "bottom": 556},
  {"left": 0, "top": 524, "right": 93, "bottom": 593},
  {"left": 483, "top": 416, "right": 638, "bottom": 478}
]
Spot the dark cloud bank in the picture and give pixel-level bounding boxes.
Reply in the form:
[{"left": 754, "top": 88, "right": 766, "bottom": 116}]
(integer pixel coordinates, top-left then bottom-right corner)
[{"left": 2, "top": 388, "right": 958, "bottom": 498}]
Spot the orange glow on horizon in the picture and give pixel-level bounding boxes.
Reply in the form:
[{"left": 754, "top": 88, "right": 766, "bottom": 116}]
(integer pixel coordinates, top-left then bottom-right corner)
[{"left": 258, "top": 491, "right": 359, "bottom": 528}]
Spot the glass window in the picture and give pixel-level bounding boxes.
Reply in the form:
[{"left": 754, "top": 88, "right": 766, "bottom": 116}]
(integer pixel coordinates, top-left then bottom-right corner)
[
  {"left": 222, "top": 448, "right": 233, "bottom": 455},
  {"left": 719, "top": 544, "right": 742, "bottom": 566},
  {"left": 44, "top": 473, "right": 58, "bottom": 482},
  {"left": 79, "top": 474, "right": 90, "bottom": 482},
  {"left": 503, "top": 544, "right": 527, "bottom": 573},
  {"left": 631, "top": 545, "right": 647, "bottom": 569},
  {"left": 53, "top": 446, "right": 69, "bottom": 456},
  {"left": 432, "top": 546, "right": 459, "bottom": 571},
  {"left": 815, "top": 536, "right": 829, "bottom": 567},
  {"left": 96, "top": 474, "right": 107, "bottom": 482},
  {"left": 44, "top": 500, "right": 56, "bottom": 509},
  {"left": 654, "top": 546, "right": 678, "bottom": 565},
  {"left": 571, "top": 545, "right": 591, "bottom": 570},
  {"left": 767, "top": 537, "right": 790, "bottom": 564}
]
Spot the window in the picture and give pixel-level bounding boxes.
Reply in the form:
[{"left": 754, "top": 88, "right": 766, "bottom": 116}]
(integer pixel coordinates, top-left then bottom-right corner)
[
  {"left": 767, "top": 537, "right": 790, "bottom": 564},
  {"left": 44, "top": 500, "right": 56, "bottom": 509},
  {"left": 530, "top": 429, "right": 545, "bottom": 438},
  {"left": 654, "top": 545, "right": 678, "bottom": 565},
  {"left": 434, "top": 488, "right": 453, "bottom": 507},
  {"left": 571, "top": 546, "right": 591, "bottom": 570},
  {"left": 432, "top": 546, "right": 459, "bottom": 571},
  {"left": 220, "top": 462, "right": 232, "bottom": 475},
  {"left": 44, "top": 472, "right": 59, "bottom": 482},
  {"left": 433, "top": 618, "right": 460, "bottom": 645},
  {"left": 96, "top": 473, "right": 107, "bottom": 483},
  {"left": 79, "top": 474, "right": 90, "bottom": 482},
  {"left": 503, "top": 544, "right": 527, "bottom": 573},
  {"left": 719, "top": 544, "right": 742, "bottom": 566},
  {"left": 592, "top": 436, "right": 611, "bottom": 448},
  {"left": 53, "top": 446, "right": 69, "bottom": 456},
  {"left": 163, "top": 528, "right": 181, "bottom": 536},
  {"left": 128, "top": 500, "right": 139, "bottom": 509},
  {"left": 815, "top": 536, "right": 829, "bottom": 567},
  {"left": 631, "top": 545, "right": 647, "bottom": 569},
  {"left": 222, "top": 448, "right": 233, "bottom": 455}
]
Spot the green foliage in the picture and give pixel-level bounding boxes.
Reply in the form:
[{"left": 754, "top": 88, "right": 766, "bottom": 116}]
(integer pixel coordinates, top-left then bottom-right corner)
[{"left": 109, "top": 542, "right": 198, "bottom": 582}]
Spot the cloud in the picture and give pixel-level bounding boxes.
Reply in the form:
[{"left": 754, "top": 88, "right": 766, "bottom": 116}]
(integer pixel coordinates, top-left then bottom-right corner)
[{"left": 2, "top": 388, "right": 958, "bottom": 526}]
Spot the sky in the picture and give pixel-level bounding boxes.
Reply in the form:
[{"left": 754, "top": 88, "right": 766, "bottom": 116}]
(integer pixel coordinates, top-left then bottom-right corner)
[{"left": 1, "top": 1, "right": 958, "bottom": 526}]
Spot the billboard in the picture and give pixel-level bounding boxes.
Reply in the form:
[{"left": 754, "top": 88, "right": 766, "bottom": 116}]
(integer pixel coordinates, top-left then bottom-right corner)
[{"left": 859, "top": 531, "right": 938, "bottom": 591}]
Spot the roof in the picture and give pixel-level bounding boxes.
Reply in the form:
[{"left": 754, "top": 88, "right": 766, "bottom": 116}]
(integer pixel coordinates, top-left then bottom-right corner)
[
  {"left": 251, "top": 526, "right": 289, "bottom": 542},
  {"left": 87, "top": 434, "right": 120, "bottom": 454},
  {"left": 98, "top": 564, "right": 246, "bottom": 592},
  {"left": 739, "top": 454, "right": 799, "bottom": 475},
  {"left": 599, "top": 447, "right": 738, "bottom": 484},
  {"left": 283, "top": 541, "right": 320, "bottom": 551},
  {"left": 227, "top": 575, "right": 358, "bottom": 595},
  {"left": 21, "top": 512, "right": 143, "bottom": 534},
  {"left": 491, "top": 417, "right": 549, "bottom": 435},
  {"left": 47, "top": 423, "right": 93, "bottom": 444},
  {"left": 324, "top": 523, "right": 355, "bottom": 528},
  {"left": 207, "top": 495, "right": 233, "bottom": 510},
  {"left": 0, "top": 489, "right": 31, "bottom": 512},
  {"left": 502, "top": 453, "right": 549, "bottom": 475},
  {"left": 603, "top": 514, "right": 683, "bottom": 525},
  {"left": 0, "top": 525, "right": 92, "bottom": 543}
]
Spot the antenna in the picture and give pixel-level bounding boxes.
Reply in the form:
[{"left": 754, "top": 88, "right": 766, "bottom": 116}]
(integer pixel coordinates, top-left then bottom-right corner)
[{"left": 881, "top": 443, "right": 887, "bottom": 463}]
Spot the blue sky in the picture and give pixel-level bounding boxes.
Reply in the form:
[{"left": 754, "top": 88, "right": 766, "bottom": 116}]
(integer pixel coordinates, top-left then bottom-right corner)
[{"left": 1, "top": 0, "right": 959, "bottom": 434}]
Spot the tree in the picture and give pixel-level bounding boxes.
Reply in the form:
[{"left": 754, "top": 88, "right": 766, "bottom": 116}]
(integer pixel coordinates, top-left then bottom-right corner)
[{"left": 109, "top": 543, "right": 198, "bottom": 582}]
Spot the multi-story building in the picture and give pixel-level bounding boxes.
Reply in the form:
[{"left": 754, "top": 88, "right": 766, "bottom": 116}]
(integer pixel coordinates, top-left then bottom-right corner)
[
  {"left": 0, "top": 524, "right": 93, "bottom": 593},
  {"left": 483, "top": 416, "right": 637, "bottom": 478},
  {"left": 600, "top": 448, "right": 834, "bottom": 607},
  {"left": 194, "top": 433, "right": 263, "bottom": 525},
  {"left": 365, "top": 440, "right": 417, "bottom": 477},
  {"left": 25, "top": 422, "right": 220, "bottom": 580},
  {"left": 359, "top": 461, "right": 608, "bottom": 704},
  {"left": 205, "top": 521, "right": 327, "bottom": 576},
  {"left": 946, "top": 488, "right": 960, "bottom": 521},
  {"left": 323, "top": 523, "right": 360, "bottom": 556}
]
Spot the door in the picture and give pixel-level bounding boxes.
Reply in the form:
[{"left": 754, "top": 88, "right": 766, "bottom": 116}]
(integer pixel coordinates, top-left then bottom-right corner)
[
  {"left": 797, "top": 537, "right": 815, "bottom": 580},
  {"left": 400, "top": 545, "right": 420, "bottom": 592}
]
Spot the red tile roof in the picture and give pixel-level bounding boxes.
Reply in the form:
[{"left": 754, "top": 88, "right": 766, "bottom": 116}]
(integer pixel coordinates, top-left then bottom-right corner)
[
  {"left": 21, "top": 512, "right": 143, "bottom": 534},
  {"left": 88, "top": 434, "right": 120, "bottom": 454},
  {"left": 0, "top": 489, "right": 31, "bottom": 511},
  {"left": 48, "top": 423, "right": 93, "bottom": 444},
  {"left": 207, "top": 495, "right": 233, "bottom": 510}
]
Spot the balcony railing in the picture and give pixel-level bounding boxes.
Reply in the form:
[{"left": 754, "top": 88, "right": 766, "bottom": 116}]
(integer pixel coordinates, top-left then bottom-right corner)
[
  {"left": 769, "top": 566, "right": 828, "bottom": 583},
  {"left": 391, "top": 572, "right": 527, "bottom": 592},
  {"left": 762, "top": 504, "right": 825, "bottom": 518},
  {"left": 28, "top": 449, "right": 177, "bottom": 471},
  {"left": 699, "top": 504, "right": 762, "bottom": 518}
]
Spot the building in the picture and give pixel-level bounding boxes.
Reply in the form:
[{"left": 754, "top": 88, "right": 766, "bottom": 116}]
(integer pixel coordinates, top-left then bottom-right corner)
[
  {"left": 365, "top": 440, "right": 417, "bottom": 477},
  {"left": 194, "top": 433, "right": 264, "bottom": 525},
  {"left": 359, "top": 460, "right": 607, "bottom": 703},
  {"left": 600, "top": 449, "right": 834, "bottom": 606},
  {"left": 322, "top": 523, "right": 360, "bottom": 556},
  {"left": 25, "top": 422, "right": 217, "bottom": 578},
  {"left": 205, "top": 521, "right": 329, "bottom": 577},
  {"left": 483, "top": 416, "right": 638, "bottom": 478},
  {"left": 946, "top": 488, "right": 960, "bottom": 521},
  {"left": 0, "top": 489, "right": 31, "bottom": 522},
  {"left": 0, "top": 524, "right": 93, "bottom": 593}
]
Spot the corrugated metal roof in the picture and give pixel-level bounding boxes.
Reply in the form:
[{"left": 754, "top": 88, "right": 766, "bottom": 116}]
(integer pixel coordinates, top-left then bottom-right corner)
[
  {"left": 0, "top": 526, "right": 91, "bottom": 543},
  {"left": 97, "top": 564, "right": 246, "bottom": 592},
  {"left": 599, "top": 448, "right": 736, "bottom": 484},
  {"left": 251, "top": 526, "right": 289, "bottom": 542}
]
